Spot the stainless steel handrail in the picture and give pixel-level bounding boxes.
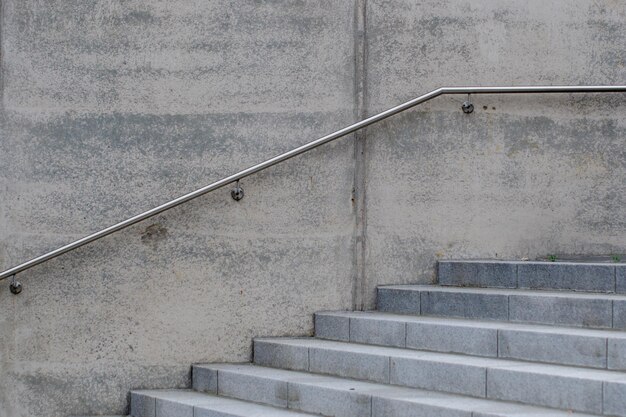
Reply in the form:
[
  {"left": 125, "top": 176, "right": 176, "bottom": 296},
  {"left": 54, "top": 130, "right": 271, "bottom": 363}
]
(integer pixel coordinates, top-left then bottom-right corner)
[{"left": 2, "top": 85, "right": 625, "bottom": 288}]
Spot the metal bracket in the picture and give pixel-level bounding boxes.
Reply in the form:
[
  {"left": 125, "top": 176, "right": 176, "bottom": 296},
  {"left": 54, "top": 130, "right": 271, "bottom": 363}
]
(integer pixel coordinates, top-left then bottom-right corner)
[
  {"left": 9, "top": 275, "right": 22, "bottom": 295},
  {"left": 231, "top": 180, "right": 244, "bottom": 201},
  {"left": 461, "top": 94, "right": 474, "bottom": 114}
]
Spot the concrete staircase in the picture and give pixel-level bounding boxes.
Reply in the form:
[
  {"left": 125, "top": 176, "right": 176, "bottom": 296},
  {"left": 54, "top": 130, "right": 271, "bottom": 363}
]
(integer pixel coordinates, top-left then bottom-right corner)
[{"left": 131, "top": 260, "right": 626, "bottom": 417}]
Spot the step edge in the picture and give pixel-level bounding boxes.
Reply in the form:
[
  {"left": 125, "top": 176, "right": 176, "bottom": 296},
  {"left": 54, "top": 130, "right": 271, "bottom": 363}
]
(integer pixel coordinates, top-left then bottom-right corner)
[
  {"left": 252, "top": 337, "right": 626, "bottom": 381},
  {"left": 315, "top": 311, "right": 626, "bottom": 338},
  {"left": 377, "top": 285, "right": 626, "bottom": 300},
  {"left": 131, "top": 390, "right": 318, "bottom": 416},
  {"left": 438, "top": 259, "right": 625, "bottom": 267},
  {"left": 192, "top": 363, "right": 604, "bottom": 417}
]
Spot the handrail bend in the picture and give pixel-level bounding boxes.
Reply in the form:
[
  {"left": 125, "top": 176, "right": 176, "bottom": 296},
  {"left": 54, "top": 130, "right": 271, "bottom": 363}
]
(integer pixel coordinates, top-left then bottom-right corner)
[{"left": 2, "top": 85, "right": 625, "bottom": 289}]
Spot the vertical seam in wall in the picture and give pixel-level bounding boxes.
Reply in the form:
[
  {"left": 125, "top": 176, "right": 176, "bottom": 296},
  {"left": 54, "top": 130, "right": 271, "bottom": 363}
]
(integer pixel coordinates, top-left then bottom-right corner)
[
  {"left": 0, "top": 0, "right": 14, "bottom": 377},
  {"left": 0, "top": 0, "right": 5, "bottom": 249},
  {"left": 614, "top": 266, "right": 617, "bottom": 293},
  {"left": 0, "top": 0, "right": 4, "bottom": 114},
  {"left": 605, "top": 338, "right": 609, "bottom": 369},
  {"left": 352, "top": 0, "right": 368, "bottom": 311}
]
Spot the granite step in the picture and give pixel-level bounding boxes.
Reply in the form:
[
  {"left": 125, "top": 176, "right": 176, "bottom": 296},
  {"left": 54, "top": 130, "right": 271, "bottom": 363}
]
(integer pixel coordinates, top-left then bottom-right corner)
[
  {"left": 252, "top": 337, "right": 626, "bottom": 415},
  {"left": 193, "top": 363, "right": 604, "bottom": 417},
  {"left": 130, "top": 390, "right": 317, "bottom": 417},
  {"left": 377, "top": 285, "right": 626, "bottom": 329},
  {"left": 314, "top": 310, "right": 626, "bottom": 370},
  {"left": 438, "top": 260, "right": 626, "bottom": 293}
]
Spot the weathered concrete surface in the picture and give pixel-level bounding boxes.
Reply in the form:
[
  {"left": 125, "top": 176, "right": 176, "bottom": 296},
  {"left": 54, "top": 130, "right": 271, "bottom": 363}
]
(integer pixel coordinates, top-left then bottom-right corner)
[
  {"left": 364, "top": 0, "right": 626, "bottom": 307},
  {"left": 0, "top": 1, "right": 356, "bottom": 416},
  {"left": 1, "top": 0, "right": 626, "bottom": 416}
]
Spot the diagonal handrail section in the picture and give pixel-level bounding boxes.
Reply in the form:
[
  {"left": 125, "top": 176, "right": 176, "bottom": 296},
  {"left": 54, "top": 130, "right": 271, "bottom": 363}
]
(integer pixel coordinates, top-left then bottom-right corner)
[{"left": 2, "top": 85, "right": 626, "bottom": 291}]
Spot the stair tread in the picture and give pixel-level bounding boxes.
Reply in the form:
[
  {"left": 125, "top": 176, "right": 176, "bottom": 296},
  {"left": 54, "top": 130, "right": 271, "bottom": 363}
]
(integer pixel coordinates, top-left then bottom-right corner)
[
  {"left": 316, "top": 310, "right": 626, "bottom": 337},
  {"left": 379, "top": 285, "right": 626, "bottom": 300},
  {"left": 131, "top": 389, "right": 316, "bottom": 416},
  {"left": 194, "top": 363, "right": 600, "bottom": 417},
  {"left": 255, "top": 337, "right": 626, "bottom": 382},
  {"left": 439, "top": 259, "right": 626, "bottom": 266}
]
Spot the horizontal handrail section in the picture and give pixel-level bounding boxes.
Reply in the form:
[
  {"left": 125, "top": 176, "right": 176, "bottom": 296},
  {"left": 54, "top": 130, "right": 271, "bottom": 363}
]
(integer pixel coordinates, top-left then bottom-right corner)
[{"left": 1, "top": 85, "right": 625, "bottom": 285}]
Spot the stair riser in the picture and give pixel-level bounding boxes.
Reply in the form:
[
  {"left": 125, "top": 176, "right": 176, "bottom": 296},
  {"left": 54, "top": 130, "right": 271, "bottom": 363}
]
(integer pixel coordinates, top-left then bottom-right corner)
[
  {"left": 372, "top": 398, "right": 471, "bottom": 417},
  {"left": 192, "top": 367, "right": 476, "bottom": 417},
  {"left": 377, "top": 288, "right": 626, "bottom": 329},
  {"left": 131, "top": 395, "right": 199, "bottom": 417},
  {"left": 194, "top": 367, "right": 371, "bottom": 417},
  {"left": 315, "top": 314, "right": 626, "bottom": 370},
  {"left": 192, "top": 365, "right": 609, "bottom": 417},
  {"left": 438, "top": 261, "right": 625, "bottom": 293},
  {"left": 256, "top": 341, "right": 465, "bottom": 399},
  {"left": 131, "top": 391, "right": 313, "bottom": 417},
  {"left": 487, "top": 370, "right": 603, "bottom": 415},
  {"left": 253, "top": 341, "right": 626, "bottom": 416},
  {"left": 131, "top": 393, "right": 155, "bottom": 417},
  {"left": 157, "top": 398, "right": 194, "bottom": 417}
]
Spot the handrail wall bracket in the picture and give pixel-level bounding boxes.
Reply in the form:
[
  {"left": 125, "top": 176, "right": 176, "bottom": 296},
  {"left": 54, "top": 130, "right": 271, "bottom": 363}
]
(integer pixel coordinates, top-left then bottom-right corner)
[
  {"left": 9, "top": 275, "right": 22, "bottom": 295},
  {"left": 231, "top": 180, "right": 244, "bottom": 201},
  {"left": 2, "top": 85, "right": 625, "bottom": 294},
  {"left": 462, "top": 93, "right": 474, "bottom": 114}
]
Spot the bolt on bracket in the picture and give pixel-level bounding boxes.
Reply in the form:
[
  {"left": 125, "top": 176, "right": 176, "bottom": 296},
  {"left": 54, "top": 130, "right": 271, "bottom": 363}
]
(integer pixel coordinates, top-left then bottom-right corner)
[
  {"left": 462, "top": 94, "right": 474, "bottom": 114},
  {"left": 9, "top": 275, "right": 22, "bottom": 295},
  {"left": 231, "top": 180, "right": 244, "bottom": 201}
]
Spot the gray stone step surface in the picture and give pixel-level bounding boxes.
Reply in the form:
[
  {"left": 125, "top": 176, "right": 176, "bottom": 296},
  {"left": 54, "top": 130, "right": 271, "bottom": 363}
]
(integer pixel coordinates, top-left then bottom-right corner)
[
  {"left": 192, "top": 363, "right": 602, "bottom": 417},
  {"left": 121, "top": 260, "right": 626, "bottom": 417},
  {"left": 438, "top": 260, "right": 626, "bottom": 293},
  {"left": 130, "top": 389, "right": 317, "bottom": 417},
  {"left": 315, "top": 310, "right": 626, "bottom": 370},
  {"left": 377, "top": 285, "right": 626, "bottom": 329},
  {"left": 252, "top": 337, "right": 626, "bottom": 415}
]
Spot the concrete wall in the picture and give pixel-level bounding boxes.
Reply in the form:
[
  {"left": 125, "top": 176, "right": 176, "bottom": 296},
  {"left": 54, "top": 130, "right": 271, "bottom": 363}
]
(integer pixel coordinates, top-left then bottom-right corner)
[
  {"left": 0, "top": 1, "right": 625, "bottom": 416},
  {"left": 361, "top": 0, "right": 626, "bottom": 306},
  {"left": 0, "top": 2, "right": 357, "bottom": 416}
]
